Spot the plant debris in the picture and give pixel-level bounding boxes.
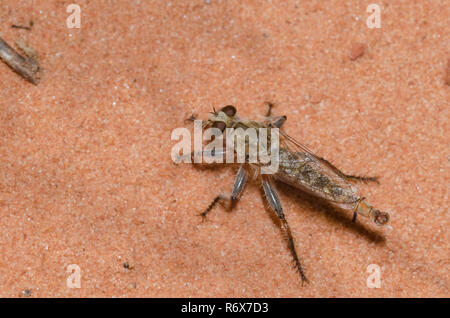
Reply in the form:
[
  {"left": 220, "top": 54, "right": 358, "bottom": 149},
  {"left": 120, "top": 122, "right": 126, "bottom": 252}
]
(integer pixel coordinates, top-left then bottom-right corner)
[{"left": 0, "top": 36, "right": 40, "bottom": 84}]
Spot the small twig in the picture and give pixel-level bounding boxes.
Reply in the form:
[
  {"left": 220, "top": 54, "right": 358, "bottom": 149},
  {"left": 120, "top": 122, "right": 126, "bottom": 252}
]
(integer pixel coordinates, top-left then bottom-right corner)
[
  {"left": 11, "top": 20, "right": 33, "bottom": 31},
  {"left": 11, "top": 24, "right": 32, "bottom": 31},
  {"left": 0, "top": 36, "right": 40, "bottom": 84}
]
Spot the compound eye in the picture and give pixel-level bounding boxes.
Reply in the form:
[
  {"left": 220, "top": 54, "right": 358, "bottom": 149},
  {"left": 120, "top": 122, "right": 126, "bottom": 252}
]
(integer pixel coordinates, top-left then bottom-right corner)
[
  {"left": 212, "top": 121, "right": 226, "bottom": 132},
  {"left": 221, "top": 105, "right": 236, "bottom": 117}
]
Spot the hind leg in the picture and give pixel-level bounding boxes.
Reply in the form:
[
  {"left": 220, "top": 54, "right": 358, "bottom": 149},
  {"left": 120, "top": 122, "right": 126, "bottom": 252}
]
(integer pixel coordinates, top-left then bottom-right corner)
[
  {"left": 342, "top": 174, "right": 379, "bottom": 183},
  {"left": 261, "top": 176, "right": 308, "bottom": 283},
  {"left": 317, "top": 156, "right": 379, "bottom": 184}
]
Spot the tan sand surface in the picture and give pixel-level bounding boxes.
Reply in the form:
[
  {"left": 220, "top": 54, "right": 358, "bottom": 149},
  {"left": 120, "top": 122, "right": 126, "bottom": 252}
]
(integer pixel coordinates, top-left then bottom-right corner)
[{"left": 0, "top": 0, "right": 448, "bottom": 297}]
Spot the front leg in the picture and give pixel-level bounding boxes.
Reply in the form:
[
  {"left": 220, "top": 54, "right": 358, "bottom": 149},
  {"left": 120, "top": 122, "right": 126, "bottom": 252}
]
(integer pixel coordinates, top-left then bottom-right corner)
[
  {"left": 261, "top": 176, "right": 308, "bottom": 283},
  {"left": 184, "top": 113, "right": 198, "bottom": 124},
  {"left": 200, "top": 164, "right": 249, "bottom": 219},
  {"left": 265, "top": 101, "right": 275, "bottom": 117},
  {"left": 175, "top": 148, "right": 227, "bottom": 164}
]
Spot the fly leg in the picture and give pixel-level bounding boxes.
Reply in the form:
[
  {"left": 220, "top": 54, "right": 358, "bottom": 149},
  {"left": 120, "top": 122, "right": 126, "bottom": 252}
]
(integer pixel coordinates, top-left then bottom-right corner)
[
  {"left": 184, "top": 113, "right": 198, "bottom": 124},
  {"left": 199, "top": 164, "right": 249, "bottom": 220},
  {"left": 342, "top": 174, "right": 379, "bottom": 183},
  {"left": 265, "top": 101, "right": 275, "bottom": 117},
  {"left": 175, "top": 148, "right": 228, "bottom": 164},
  {"left": 264, "top": 102, "right": 287, "bottom": 128},
  {"left": 190, "top": 148, "right": 227, "bottom": 164},
  {"left": 261, "top": 176, "right": 308, "bottom": 283},
  {"left": 317, "top": 156, "right": 379, "bottom": 184},
  {"left": 271, "top": 115, "right": 287, "bottom": 128}
]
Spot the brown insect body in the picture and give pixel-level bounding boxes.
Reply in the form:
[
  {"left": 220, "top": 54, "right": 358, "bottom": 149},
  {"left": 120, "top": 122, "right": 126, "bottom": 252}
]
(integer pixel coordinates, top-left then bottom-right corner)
[
  {"left": 192, "top": 104, "right": 390, "bottom": 283},
  {"left": 210, "top": 111, "right": 390, "bottom": 226},
  {"left": 276, "top": 147, "right": 389, "bottom": 226}
]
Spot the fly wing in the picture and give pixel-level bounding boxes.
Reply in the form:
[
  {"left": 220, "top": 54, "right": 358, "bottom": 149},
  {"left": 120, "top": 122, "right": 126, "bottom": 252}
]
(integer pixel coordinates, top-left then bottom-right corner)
[
  {"left": 277, "top": 130, "right": 360, "bottom": 206},
  {"left": 279, "top": 130, "right": 351, "bottom": 180}
]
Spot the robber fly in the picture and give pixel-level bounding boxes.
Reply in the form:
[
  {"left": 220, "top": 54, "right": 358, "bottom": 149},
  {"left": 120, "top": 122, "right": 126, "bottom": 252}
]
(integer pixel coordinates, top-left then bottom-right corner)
[{"left": 185, "top": 103, "right": 390, "bottom": 283}]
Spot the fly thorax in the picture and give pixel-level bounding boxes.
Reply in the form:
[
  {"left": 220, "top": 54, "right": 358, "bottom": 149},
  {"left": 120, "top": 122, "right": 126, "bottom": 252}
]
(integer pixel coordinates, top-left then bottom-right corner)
[{"left": 214, "top": 111, "right": 233, "bottom": 126}]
